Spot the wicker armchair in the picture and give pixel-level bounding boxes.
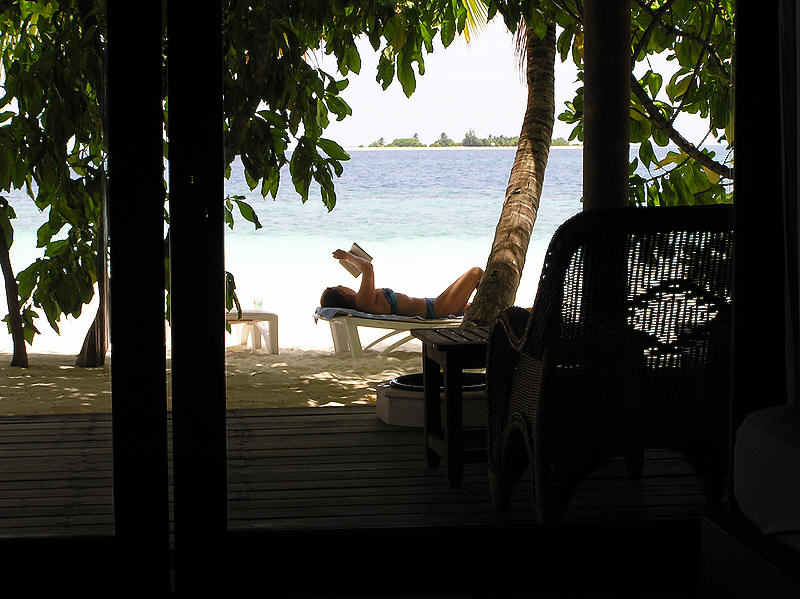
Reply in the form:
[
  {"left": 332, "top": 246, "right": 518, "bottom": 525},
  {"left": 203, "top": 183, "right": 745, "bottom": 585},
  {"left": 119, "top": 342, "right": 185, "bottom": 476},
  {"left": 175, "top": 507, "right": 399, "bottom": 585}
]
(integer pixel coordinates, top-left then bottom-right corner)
[{"left": 486, "top": 205, "right": 734, "bottom": 522}]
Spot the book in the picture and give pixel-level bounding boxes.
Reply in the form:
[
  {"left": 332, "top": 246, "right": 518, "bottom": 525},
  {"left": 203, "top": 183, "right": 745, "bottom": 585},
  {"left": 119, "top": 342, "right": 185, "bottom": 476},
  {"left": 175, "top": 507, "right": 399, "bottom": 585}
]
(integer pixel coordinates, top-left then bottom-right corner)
[{"left": 340, "top": 243, "right": 372, "bottom": 277}]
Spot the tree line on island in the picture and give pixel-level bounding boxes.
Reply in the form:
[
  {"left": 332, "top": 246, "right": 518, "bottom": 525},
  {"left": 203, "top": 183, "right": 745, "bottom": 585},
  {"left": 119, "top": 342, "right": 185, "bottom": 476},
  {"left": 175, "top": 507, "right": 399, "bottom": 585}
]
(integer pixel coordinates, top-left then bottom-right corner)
[{"left": 366, "top": 129, "right": 572, "bottom": 148}]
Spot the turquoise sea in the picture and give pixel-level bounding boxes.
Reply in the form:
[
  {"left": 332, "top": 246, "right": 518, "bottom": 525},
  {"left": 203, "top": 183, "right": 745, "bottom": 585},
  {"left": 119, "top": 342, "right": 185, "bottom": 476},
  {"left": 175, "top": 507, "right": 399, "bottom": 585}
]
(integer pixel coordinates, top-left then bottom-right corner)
[
  {"left": 2, "top": 145, "right": 727, "bottom": 353},
  {"left": 224, "top": 147, "right": 581, "bottom": 242}
]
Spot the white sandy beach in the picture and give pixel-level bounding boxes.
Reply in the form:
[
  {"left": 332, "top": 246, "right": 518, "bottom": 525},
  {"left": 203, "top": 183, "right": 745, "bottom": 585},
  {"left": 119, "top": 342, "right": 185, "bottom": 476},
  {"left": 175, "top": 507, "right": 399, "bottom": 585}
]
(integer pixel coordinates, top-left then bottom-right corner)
[
  {"left": 0, "top": 345, "right": 425, "bottom": 416},
  {"left": 0, "top": 235, "right": 538, "bottom": 417}
]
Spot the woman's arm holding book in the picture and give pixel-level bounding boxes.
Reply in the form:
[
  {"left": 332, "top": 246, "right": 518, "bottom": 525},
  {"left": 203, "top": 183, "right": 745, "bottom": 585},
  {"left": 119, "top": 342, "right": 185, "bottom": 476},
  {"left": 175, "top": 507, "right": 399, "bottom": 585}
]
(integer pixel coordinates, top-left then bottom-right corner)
[
  {"left": 333, "top": 249, "right": 370, "bottom": 274},
  {"left": 332, "top": 249, "right": 380, "bottom": 311}
]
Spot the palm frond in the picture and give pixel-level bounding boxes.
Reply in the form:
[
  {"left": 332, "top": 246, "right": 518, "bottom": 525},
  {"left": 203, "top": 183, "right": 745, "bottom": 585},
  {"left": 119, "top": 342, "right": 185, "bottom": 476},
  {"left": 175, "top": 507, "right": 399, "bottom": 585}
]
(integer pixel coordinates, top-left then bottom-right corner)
[
  {"left": 513, "top": 19, "right": 527, "bottom": 73},
  {"left": 463, "top": 0, "right": 488, "bottom": 43}
]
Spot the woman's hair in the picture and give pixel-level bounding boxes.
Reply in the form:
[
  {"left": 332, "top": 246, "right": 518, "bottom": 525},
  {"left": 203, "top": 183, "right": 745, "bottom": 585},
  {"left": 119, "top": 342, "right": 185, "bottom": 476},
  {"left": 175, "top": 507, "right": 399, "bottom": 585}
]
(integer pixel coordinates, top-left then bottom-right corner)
[{"left": 320, "top": 286, "right": 356, "bottom": 309}]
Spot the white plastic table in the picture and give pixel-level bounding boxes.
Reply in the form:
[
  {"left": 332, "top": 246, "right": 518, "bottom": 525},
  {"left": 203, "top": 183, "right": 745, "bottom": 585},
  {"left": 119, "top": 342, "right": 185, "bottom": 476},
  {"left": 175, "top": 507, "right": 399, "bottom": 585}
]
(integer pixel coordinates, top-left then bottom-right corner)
[{"left": 225, "top": 310, "right": 279, "bottom": 354}]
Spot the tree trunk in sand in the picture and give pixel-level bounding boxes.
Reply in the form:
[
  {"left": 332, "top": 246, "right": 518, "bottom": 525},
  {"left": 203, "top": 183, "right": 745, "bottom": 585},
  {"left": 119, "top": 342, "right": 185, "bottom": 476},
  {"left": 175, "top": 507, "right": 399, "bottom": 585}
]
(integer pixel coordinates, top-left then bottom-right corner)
[
  {"left": 76, "top": 36, "right": 110, "bottom": 368},
  {"left": 75, "top": 181, "right": 109, "bottom": 367},
  {"left": 462, "top": 24, "right": 556, "bottom": 326},
  {"left": 0, "top": 237, "right": 27, "bottom": 367}
]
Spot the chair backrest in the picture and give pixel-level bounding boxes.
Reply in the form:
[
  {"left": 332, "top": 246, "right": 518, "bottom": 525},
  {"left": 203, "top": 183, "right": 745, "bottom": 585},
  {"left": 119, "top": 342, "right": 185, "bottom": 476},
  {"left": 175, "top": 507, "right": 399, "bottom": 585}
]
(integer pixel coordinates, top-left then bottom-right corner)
[{"left": 527, "top": 204, "right": 734, "bottom": 408}]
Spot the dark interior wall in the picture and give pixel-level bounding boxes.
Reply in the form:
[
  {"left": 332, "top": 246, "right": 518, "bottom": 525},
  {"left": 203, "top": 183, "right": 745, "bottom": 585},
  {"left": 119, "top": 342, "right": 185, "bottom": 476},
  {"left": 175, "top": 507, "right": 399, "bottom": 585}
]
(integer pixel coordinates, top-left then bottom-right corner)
[
  {"left": 780, "top": 0, "right": 800, "bottom": 404},
  {"left": 733, "top": 5, "right": 789, "bottom": 422}
]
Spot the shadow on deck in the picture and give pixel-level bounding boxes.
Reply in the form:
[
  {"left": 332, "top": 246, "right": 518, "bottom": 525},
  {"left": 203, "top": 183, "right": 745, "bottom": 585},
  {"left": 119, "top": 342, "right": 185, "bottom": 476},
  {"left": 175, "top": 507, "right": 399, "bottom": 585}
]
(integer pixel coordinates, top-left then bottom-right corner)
[{"left": 0, "top": 407, "right": 712, "bottom": 595}]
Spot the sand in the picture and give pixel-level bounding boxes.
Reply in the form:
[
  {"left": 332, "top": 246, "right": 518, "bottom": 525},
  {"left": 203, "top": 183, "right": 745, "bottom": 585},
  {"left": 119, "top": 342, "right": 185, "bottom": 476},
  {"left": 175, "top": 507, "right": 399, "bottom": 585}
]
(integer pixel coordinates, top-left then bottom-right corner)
[{"left": 0, "top": 346, "right": 425, "bottom": 416}]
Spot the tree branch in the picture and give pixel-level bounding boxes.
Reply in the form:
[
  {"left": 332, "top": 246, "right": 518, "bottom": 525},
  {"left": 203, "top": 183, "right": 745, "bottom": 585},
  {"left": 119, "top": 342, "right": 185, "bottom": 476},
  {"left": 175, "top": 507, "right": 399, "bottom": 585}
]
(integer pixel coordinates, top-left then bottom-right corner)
[{"left": 631, "top": 74, "right": 733, "bottom": 180}]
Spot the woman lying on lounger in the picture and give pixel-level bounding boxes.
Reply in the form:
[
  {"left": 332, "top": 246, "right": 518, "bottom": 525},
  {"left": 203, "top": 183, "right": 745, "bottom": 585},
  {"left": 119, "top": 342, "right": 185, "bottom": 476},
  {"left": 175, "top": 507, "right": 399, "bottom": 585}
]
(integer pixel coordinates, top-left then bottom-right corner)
[{"left": 320, "top": 249, "right": 483, "bottom": 319}]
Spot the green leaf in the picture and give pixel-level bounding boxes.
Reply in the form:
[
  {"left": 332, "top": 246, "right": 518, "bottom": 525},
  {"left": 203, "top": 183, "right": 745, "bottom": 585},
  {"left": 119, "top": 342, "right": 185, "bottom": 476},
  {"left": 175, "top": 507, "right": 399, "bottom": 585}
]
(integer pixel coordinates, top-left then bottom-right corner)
[
  {"left": 44, "top": 239, "right": 68, "bottom": 258},
  {"left": 396, "top": 52, "right": 417, "bottom": 97},
  {"left": 223, "top": 200, "right": 235, "bottom": 230},
  {"left": 315, "top": 97, "right": 330, "bottom": 129},
  {"left": 317, "top": 138, "right": 349, "bottom": 161},
  {"left": 17, "top": 263, "right": 39, "bottom": 303},
  {"left": 22, "top": 308, "right": 40, "bottom": 344},
  {"left": 557, "top": 25, "right": 573, "bottom": 62},
  {"left": 289, "top": 142, "right": 313, "bottom": 201},
  {"left": 232, "top": 197, "right": 262, "bottom": 230},
  {"left": 666, "top": 73, "right": 692, "bottom": 101},
  {"left": 0, "top": 197, "right": 14, "bottom": 248},
  {"left": 345, "top": 44, "right": 361, "bottom": 75},
  {"left": 702, "top": 165, "right": 721, "bottom": 184},
  {"left": 243, "top": 168, "right": 258, "bottom": 191},
  {"left": 639, "top": 140, "right": 656, "bottom": 169},
  {"left": 643, "top": 71, "right": 662, "bottom": 97},
  {"left": 36, "top": 221, "right": 57, "bottom": 248},
  {"left": 652, "top": 126, "right": 670, "bottom": 147},
  {"left": 256, "top": 110, "right": 286, "bottom": 127},
  {"left": 325, "top": 94, "right": 352, "bottom": 121},
  {"left": 656, "top": 150, "right": 687, "bottom": 168},
  {"left": 376, "top": 53, "right": 394, "bottom": 90},
  {"left": 419, "top": 23, "right": 434, "bottom": 53},
  {"left": 261, "top": 169, "right": 280, "bottom": 199},
  {"left": 531, "top": 15, "right": 548, "bottom": 40},
  {"left": 441, "top": 16, "right": 455, "bottom": 47},
  {"left": 39, "top": 294, "right": 61, "bottom": 334}
]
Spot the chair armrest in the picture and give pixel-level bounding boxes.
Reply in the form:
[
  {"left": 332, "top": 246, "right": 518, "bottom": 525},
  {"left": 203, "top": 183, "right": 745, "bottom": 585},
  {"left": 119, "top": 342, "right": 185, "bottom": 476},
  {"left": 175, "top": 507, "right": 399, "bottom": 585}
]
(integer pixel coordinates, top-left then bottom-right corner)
[{"left": 493, "top": 305, "right": 548, "bottom": 359}]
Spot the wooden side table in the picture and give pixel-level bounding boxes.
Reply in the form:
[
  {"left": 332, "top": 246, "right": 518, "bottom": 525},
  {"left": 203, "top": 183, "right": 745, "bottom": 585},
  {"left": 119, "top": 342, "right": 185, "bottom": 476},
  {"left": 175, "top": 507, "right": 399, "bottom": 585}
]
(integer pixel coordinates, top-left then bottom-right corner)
[{"left": 410, "top": 326, "right": 490, "bottom": 488}]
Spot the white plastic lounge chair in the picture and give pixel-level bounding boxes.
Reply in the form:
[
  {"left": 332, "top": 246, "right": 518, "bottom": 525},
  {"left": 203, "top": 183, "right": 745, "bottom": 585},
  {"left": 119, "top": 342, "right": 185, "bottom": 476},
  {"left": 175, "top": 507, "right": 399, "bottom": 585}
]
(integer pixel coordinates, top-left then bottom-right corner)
[
  {"left": 226, "top": 309, "right": 279, "bottom": 354},
  {"left": 314, "top": 306, "right": 462, "bottom": 357}
]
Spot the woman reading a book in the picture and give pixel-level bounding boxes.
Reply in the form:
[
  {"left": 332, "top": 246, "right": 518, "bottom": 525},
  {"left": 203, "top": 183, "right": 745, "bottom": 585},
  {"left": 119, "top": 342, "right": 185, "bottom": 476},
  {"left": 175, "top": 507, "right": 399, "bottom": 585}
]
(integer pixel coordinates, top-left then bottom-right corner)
[{"left": 320, "top": 249, "right": 483, "bottom": 319}]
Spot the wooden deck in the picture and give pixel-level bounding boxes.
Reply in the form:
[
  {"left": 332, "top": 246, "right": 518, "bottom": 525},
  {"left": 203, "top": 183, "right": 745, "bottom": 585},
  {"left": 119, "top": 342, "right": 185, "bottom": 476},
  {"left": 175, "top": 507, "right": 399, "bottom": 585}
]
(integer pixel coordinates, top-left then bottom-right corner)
[{"left": 0, "top": 406, "right": 713, "bottom": 594}]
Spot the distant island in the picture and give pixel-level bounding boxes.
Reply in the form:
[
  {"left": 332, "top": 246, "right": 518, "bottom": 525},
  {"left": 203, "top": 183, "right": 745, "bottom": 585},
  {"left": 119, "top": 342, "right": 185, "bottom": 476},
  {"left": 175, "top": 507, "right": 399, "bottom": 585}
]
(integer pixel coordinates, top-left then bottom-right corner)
[{"left": 365, "top": 129, "right": 576, "bottom": 148}]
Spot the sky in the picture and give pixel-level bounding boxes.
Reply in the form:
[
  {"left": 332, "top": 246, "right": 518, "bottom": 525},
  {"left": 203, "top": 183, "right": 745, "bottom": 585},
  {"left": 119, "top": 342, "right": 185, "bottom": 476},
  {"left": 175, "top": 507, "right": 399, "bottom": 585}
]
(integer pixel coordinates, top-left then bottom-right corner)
[{"left": 317, "top": 18, "right": 711, "bottom": 149}]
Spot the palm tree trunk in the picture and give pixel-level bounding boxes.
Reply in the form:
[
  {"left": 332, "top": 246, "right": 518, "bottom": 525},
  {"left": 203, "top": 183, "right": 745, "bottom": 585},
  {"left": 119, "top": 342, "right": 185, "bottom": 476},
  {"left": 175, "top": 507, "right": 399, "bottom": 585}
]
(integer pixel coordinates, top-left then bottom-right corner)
[{"left": 462, "top": 24, "right": 556, "bottom": 326}]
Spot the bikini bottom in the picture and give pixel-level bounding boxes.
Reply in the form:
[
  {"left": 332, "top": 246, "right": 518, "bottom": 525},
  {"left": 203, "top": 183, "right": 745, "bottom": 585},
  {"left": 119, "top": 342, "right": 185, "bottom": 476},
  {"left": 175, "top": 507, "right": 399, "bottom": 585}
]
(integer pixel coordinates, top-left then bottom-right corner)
[{"left": 424, "top": 298, "right": 436, "bottom": 319}]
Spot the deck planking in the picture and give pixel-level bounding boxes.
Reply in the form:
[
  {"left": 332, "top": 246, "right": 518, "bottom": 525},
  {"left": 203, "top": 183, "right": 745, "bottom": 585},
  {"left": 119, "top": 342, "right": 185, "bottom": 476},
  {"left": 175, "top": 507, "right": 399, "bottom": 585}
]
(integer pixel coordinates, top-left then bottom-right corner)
[
  {"left": 0, "top": 406, "right": 712, "bottom": 536},
  {"left": 0, "top": 406, "right": 714, "bottom": 593}
]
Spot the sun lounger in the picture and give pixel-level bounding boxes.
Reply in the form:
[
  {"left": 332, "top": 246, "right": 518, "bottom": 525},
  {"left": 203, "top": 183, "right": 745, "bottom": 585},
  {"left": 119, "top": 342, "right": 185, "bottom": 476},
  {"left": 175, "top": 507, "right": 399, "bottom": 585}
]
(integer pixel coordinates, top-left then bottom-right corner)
[
  {"left": 226, "top": 309, "right": 279, "bottom": 354},
  {"left": 314, "top": 306, "right": 462, "bottom": 357}
]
